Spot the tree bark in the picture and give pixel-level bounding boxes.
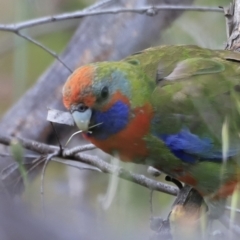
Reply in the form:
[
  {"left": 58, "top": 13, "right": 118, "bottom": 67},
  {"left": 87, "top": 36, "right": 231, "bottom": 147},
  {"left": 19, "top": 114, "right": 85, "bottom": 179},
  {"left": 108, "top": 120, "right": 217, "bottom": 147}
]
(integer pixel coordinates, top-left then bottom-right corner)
[{"left": 225, "top": 0, "right": 240, "bottom": 51}]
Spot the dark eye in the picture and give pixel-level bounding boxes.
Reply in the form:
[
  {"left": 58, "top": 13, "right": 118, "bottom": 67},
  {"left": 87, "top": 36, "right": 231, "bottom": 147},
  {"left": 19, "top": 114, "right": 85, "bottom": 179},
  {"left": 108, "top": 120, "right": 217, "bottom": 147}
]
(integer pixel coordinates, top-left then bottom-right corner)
[
  {"left": 77, "top": 103, "right": 88, "bottom": 112},
  {"left": 101, "top": 86, "right": 109, "bottom": 99}
]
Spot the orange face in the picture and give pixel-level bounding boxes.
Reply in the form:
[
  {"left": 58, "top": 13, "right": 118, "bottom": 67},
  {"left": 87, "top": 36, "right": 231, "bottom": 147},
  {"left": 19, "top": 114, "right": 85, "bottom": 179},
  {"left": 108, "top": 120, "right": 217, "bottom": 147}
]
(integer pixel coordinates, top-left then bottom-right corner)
[
  {"left": 62, "top": 63, "right": 154, "bottom": 162},
  {"left": 62, "top": 65, "right": 96, "bottom": 109}
]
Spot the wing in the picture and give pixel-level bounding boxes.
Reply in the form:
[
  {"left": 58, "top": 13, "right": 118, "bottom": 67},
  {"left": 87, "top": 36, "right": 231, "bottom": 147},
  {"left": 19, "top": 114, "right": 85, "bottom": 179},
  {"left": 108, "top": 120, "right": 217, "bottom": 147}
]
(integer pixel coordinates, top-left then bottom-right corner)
[
  {"left": 124, "top": 45, "right": 240, "bottom": 162},
  {"left": 123, "top": 45, "right": 240, "bottom": 199},
  {"left": 124, "top": 46, "right": 240, "bottom": 196},
  {"left": 129, "top": 45, "right": 240, "bottom": 163}
]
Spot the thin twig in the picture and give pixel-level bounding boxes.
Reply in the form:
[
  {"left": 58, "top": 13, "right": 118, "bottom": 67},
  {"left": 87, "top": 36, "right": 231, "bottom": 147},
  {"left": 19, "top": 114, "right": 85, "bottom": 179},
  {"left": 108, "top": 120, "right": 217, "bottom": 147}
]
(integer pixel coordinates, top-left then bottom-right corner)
[
  {"left": 0, "top": 0, "right": 118, "bottom": 73},
  {"left": 0, "top": 21, "right": 77, "bottom": 57},
  {"left": 0, "top": 134, "right": 179, "bottom": 196},
  {"left": 150, "top": 189, "right": 154, "bottom": 216},
  {"left": 40, "top": 151, "right": 59, "bottom": 217},
  {"left": 219, "top": 214, "right": 240, "bottom": 236},
  {"left": 0, "top": 0, "right": 116, "bottom": 57},
  {"left": 1, "top": 134, "right": 240, "bottom": 214},
  {"left": 0, "top": 134, "right": 58, "bottom": 154},
  {"left": 17, "top": 31, "right": 73, "bottom": 73},
  {"left": 0, "top": 4, "right": 222, "bottom": 76},
  {"left": 12, "top": 157, "right": 45, "bottom": 191},
  {"left": 50, "top": 122, "right": 63, "bottom": 153},
  {"left": 75, "top": 152, "right": 178, "bottom": 195},
  {"left": 0, "top": 6, "right": 223, "bottom": 32},
  {"left": 63, "top": 144, "right": 96, "bottom": 157},
  {"left": 52, "top": 157, "right": 102, "bottom": 172},
  {"left": 0, "top": 156, "right": 45, "bottom": 194},
  {"left": 226, "top": 206, "right": 240, "bottom": 213}
]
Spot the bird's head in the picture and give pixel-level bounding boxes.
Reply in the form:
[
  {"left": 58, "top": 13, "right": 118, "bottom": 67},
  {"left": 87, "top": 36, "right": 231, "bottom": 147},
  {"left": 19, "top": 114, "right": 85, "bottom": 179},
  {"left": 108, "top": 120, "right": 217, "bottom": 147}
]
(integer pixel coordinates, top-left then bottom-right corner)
[{"left": 62, "top": 61, "right": 153, "bottom": 140}]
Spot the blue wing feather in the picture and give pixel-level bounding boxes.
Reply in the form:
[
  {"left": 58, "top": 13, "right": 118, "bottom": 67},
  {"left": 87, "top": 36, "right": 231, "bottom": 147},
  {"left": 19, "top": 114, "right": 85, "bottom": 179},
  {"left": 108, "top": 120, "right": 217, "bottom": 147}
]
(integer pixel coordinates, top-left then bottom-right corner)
[{"left": 160, "top": 129, "right": 237, "bottom": 163}]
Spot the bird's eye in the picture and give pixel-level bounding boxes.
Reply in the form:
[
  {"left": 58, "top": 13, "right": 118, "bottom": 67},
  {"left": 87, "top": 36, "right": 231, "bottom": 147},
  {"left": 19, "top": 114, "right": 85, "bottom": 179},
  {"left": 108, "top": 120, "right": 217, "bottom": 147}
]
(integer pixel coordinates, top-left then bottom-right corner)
[
  {"left": 78, "top": 104, "right": 88, "bottom": 112},
  {"left": 101, "top": 86, "right": 109, "bottom": 99}
]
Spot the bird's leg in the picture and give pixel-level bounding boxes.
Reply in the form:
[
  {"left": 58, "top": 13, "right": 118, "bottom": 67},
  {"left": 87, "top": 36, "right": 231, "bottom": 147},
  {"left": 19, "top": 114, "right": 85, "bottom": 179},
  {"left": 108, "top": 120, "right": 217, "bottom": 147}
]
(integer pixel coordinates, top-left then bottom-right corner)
[
  {"left": 165, "top": 175, "right": 183, "bottom": 189},
  {"left": 149, "top": 174, "right": 207, "bottom": 239},
  {"left": 168, "top": 184, "right": 208, "bottom": 240}
]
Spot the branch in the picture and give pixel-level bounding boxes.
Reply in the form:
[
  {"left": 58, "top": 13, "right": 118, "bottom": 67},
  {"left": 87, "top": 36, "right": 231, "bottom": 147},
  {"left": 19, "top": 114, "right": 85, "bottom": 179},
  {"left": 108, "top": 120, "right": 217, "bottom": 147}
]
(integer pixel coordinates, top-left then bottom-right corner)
[
  {"left": 0, "top": 134, "right": 178, "bottom": 196},
  {"left": 0, "top": 134, "right": 58, "bottom": 154},
  {"left": 16, "top": 31, "right": 73, "bottom": 73},
  {"left": 63, "top": 144, "right": 96, "bottom": 156},
  {"left": 219, "top": 215, "right": 240, "bottom": 236},
  {"left": 1, "top": 132, "right": 239, "bottom": 236},
  {"left": 0, "top": 5, "right": 223, "bottom": 33},
  {"left": 75, "top": 153, "right": 178, "bottom": 195},
  {"left": 225, "top": 0, "right": 240, "bottom": 50},
  {"left": 0, "top": 4, "right": 222, "bottom": 66},
  {"left": 0, "top": 0, "right": 120, "bottom": 73}
]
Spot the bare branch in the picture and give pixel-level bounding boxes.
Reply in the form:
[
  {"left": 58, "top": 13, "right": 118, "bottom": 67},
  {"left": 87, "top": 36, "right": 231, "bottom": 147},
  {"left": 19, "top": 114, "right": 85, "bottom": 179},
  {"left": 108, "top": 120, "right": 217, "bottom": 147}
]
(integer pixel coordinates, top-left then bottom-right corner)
[
  {"left": 0, "top": 134, "right": 58, "bottom": 154},
  {"left": 16, "top": 32, "right": 73, "bottom": 73},
  {"left": 40, "top": 151, "right": 59, "bottom": 216},
  {"left": 63, "top": 144, "right": 96, "bottom": 157},
  {"left": 0, "top": 1, "right": 119, "bottom": 74},
  {"left": 226, "top": 206, "right": 240, "bottom": 213},
  {"left": 0, "top": 0, "right": 194, "bottom": 144},
  {"left": 0, "top": 134, "right": 178, "bottom": 196},
  {"left": 52, "top": 158, "right": 102, "bottom": 172},
  {"left": 0, "top": 5, "right": 223, "bottom": 32},
  {"left": 75, "top": 152, "right": 178, "bottom": 195},
  {"left": 219, "top": 215, "right": 240, "bottom": 236},
  {"left": 1, "top": 134, "right": 239, "bottom": 214},
  {"left": 0, "top": 3, "right": 223, "bottom": 101}
]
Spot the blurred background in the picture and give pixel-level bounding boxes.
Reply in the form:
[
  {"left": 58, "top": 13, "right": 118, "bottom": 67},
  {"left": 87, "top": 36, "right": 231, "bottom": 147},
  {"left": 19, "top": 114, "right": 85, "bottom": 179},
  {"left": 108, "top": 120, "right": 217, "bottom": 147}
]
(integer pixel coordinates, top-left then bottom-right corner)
[{"left": 0, "top": 0, "right": 234, "bottom": 239}]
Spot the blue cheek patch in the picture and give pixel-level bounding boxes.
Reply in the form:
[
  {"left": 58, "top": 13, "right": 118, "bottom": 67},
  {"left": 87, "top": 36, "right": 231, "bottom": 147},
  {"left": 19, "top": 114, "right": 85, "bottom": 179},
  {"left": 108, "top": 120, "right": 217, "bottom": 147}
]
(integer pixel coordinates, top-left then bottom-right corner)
[
  {"left": 90, "top": 101, "right": 129, "bottom": 140},
  {"left": 160, "top": 129, "right": 237, "bottom": 163}
]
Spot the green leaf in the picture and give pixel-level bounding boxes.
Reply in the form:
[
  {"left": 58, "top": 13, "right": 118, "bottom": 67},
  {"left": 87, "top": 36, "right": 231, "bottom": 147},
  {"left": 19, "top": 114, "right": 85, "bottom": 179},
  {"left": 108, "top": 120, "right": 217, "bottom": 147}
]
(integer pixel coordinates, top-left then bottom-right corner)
[{"left": 10, "top": 139, "right": 28, "bottom": 186}]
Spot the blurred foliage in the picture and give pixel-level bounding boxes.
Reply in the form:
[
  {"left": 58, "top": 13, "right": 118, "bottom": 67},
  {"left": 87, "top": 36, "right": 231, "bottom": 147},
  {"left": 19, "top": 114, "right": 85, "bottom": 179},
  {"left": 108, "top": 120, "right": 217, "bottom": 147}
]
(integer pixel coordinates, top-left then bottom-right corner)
[
  {"left": 161, "top": 0, "right": 230, "bottom": 48},
  {"left": 0, "top": 0, "right": 237, "bottom": 239},
  {"left": 0, "top": 0, "right": 91, "bottom": 112}
]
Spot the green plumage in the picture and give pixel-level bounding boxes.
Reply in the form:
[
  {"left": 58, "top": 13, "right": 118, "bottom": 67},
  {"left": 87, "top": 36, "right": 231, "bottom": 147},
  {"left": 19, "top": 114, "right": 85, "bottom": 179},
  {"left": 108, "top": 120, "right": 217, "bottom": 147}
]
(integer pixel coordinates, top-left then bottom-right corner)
[
  {"left": 63, "top": 44, "right": 240, "bottom": 206},
  {"left": 123, "top": 45, "right": 240, "bottom": 197},
  {"left": 123, "top": 45, "right": 240, "bottom": 145}
]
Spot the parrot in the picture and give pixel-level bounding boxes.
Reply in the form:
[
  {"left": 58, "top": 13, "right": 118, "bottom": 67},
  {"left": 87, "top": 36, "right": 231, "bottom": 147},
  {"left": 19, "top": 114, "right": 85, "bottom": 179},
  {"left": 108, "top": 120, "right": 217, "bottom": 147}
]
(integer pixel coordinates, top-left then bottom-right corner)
[{"left": 62, "top": 45, "right": 240, "bottom": 218}]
